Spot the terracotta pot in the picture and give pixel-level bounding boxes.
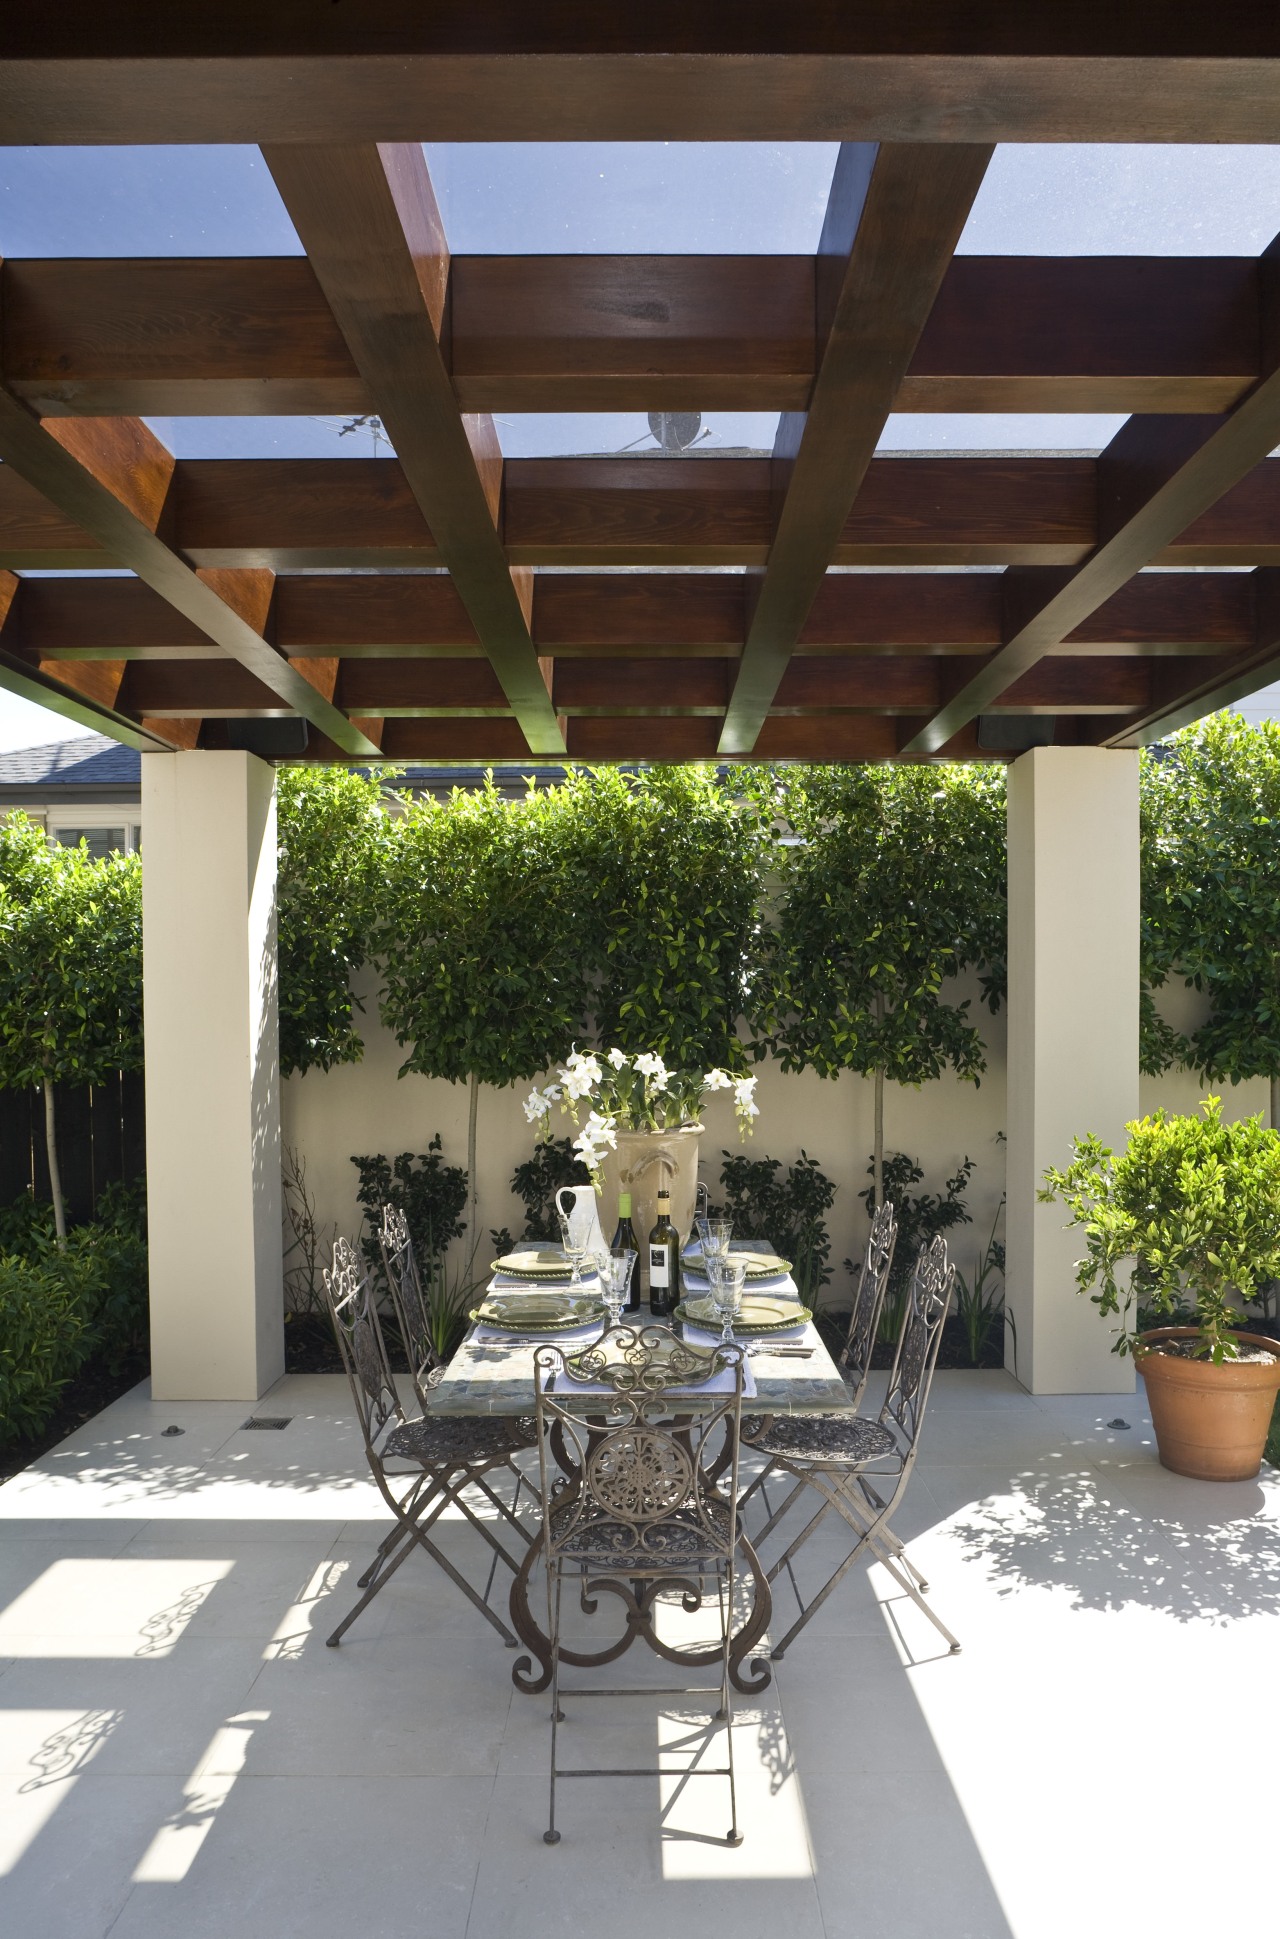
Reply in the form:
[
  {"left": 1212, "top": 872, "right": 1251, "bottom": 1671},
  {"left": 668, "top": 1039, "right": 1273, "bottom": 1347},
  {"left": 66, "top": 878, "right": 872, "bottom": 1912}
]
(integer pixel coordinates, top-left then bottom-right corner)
[
  {"left": 1136, "top": 1327, "right": 1280, "bottom": 1482},
  {"left": 597, "top": 1124, "right": 704, "bottom": 1264}
]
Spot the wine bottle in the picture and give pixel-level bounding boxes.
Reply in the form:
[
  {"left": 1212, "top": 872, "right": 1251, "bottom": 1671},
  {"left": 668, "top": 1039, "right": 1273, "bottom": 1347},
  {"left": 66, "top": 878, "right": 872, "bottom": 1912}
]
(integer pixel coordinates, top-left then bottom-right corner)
[
  {"left": 610, "top": 1191, "right": 641, "bottom": 1313},
  {"left": 647, "top": 1187, "right": 680, "bottom": 1318}
]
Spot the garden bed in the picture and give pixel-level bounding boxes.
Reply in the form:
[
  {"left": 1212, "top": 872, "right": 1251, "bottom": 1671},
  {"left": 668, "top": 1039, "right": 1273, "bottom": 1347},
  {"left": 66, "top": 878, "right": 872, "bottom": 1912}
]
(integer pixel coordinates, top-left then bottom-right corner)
[{"left": 0, "top": 1343, "right": 149, "bottom": 1484}]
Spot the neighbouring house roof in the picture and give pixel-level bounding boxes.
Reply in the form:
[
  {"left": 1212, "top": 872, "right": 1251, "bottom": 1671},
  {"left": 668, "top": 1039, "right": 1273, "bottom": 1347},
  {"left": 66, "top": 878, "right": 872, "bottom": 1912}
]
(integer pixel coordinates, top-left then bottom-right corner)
[
  {"left": 0, "top": 735, "right": 142, "bottom": 800},
  {"left": 0, "top": 736, "right": 576, "bottom": 805}
]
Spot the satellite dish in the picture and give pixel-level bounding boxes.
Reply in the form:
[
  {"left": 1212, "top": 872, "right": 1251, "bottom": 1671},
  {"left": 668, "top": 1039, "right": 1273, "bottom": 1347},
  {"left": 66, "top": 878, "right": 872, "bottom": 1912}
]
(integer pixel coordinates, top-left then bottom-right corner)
[{"left": 647, "top": 411, "right": 702, "bottom": 451}]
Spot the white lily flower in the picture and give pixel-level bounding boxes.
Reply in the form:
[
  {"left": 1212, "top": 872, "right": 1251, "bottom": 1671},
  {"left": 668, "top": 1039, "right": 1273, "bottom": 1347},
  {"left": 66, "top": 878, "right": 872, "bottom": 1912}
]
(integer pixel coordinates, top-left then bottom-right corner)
[
  {"left": 607, "top": 1047, "right": 628, "bottom": 1069},
  {"left": 701, "top": 1067, "right": 733, "bottom": 1092},
  {"left": 633, "top": 1051, "right": 669, "bottom": 1081}
]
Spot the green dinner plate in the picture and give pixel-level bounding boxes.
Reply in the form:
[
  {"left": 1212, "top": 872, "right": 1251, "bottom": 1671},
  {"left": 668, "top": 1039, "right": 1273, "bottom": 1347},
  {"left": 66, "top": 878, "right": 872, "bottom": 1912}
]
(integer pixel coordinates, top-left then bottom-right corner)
[
  {"left": 472, "top": 1293, "right": 606, "bottom": 1333},
  {"left": 675, "top": 1294, "right": 812, "bottom": 1336},
  {"left": 489, "top": 1247, "right": 576, "bottom": 1282},
  {"left": 680, "top": 1248, "right": 793, "bottom": 1281}
]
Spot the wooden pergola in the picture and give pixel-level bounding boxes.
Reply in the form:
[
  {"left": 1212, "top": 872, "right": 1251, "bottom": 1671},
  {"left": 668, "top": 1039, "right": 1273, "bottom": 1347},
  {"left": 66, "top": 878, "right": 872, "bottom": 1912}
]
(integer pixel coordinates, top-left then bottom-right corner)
[{"left": 4, "top": 9, "right": 1280, "bottom": 767}]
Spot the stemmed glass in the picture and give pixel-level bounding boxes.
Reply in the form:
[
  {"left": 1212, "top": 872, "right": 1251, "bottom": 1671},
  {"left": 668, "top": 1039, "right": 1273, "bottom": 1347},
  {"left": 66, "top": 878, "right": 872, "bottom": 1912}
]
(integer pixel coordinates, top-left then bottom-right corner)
[
  {"left": 603, "top": 1248, "right": 636, "bottom": 1330},
  {"left": 707, "top": 1256, "right": 745, "bottom": 1344},
  {"left": 556, "top": 1204, "right": 594, "bottom": 1289},
  {"left": 696, "top": 1214, "right": 734, "bottom": 1272}
]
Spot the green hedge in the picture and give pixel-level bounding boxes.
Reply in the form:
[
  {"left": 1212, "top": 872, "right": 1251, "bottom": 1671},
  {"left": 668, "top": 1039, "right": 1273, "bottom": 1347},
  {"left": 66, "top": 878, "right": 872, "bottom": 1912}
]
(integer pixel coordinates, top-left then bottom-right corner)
[{"left": 0, "top": 1187, "right": 148, "bottom": 1449}]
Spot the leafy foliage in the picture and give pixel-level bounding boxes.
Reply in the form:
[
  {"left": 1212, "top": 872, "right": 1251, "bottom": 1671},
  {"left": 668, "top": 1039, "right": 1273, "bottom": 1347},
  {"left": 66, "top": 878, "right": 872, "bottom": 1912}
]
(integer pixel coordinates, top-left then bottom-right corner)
[
  {"left": 710, "top": 1149, "right": 835, "bottom": 1306},
  {"left": 1140, "top": 719, "right": 1280, "bottom": 1089},
  {"left": 505, "top": 1136, "right": 590, "bottom": 1244},
  {"left": 350, "top": 1140, "right": 468, "bottom": 1280},
  {"left": 1040, "top": 1098, "right": 1280, "bottom": 1360},
  {"left": 375, "top": 777, "right": 587, "bottom": 1090},
  {"left": 0, "top": 1182, "right": 149, "bottom": 1443},
  {"left": 952, "top": 1197, "right": 1007, "bottom": 1367},
  {"left": 0, "top": 815, "right": 142, "bottom": 1090},
  {"left": 276, "top": 767, "right": 392, "bottom": 1076},
  {"left": 856, "top": 1152, "right": 975, "bottom": 1340},
  {"left": 552, "top": 767, "right": 767, "bottom": 1069},
  {"left": 0, "top": 1254, "right": 88, "bottom": 1444},
  {"left": 752, "top": 765, "right": 1006, "bottom": 1085}
]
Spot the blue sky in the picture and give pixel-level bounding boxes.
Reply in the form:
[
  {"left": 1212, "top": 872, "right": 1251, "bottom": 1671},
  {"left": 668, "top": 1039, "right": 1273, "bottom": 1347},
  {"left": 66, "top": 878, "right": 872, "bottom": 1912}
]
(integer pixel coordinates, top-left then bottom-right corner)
[{"left": 3, "top": 141, "right": 1280, "bottom": 749}]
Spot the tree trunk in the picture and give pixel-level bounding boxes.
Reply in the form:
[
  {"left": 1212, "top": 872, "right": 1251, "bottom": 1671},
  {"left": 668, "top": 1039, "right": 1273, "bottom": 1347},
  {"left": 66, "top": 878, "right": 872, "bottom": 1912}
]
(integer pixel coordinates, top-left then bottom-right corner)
[
  {"left": 1272, "top": 1070, "right": 1279, "bottom": 1135},
  {"left": 466, "top": 1071, "right": 480, "bottom": 1267},
  {"left": 43, "top": 1075, "right": 67, "bottom": 1246},
  {"left": 873, "top": 1063, "right": 885, "bottom": 1211}
]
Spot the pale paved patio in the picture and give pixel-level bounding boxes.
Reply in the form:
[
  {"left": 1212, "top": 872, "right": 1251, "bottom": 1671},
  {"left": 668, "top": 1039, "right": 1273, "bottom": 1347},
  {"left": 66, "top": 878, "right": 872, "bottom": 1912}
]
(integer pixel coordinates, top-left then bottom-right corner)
[{"left": 1, "top": 1368, "right": 1277, "bottom": 1939}]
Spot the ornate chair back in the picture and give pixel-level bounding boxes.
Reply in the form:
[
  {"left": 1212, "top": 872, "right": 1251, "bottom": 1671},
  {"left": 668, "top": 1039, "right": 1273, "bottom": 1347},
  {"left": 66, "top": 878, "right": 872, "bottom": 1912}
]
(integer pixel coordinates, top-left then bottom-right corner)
[
  {"left": 532, "top": 1324, "right": 746, "bottom": 1575},
  {"left": 378, "top": 1204, "right": 440, "bottom": 1409},
  {"left": 840, "top": 1197, "right": 898, "bottom": 1404},
  {"left": 322, "top": 1236, "right": 405, "bottom": 1458},
  {"left": 879, "top": 1235, "right": 955, "bottom": 1463}
]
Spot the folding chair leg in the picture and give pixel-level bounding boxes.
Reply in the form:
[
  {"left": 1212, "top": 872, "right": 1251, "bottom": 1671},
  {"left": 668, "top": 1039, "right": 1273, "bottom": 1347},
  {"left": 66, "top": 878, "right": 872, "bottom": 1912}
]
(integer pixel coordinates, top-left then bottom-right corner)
[{"left": 545, "top": 1565, "right": 564, "bottom": 1844}]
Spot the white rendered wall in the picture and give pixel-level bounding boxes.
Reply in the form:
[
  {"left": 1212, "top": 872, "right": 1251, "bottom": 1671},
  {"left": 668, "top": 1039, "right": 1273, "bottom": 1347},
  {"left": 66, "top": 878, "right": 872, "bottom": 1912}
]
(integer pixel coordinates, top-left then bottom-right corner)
[
  {"left": 143, "top": 751, "right": 283, "bottom": 1400},
  {"left": 1006, "top": 748, "right": 1139, "bottom": 1395}
]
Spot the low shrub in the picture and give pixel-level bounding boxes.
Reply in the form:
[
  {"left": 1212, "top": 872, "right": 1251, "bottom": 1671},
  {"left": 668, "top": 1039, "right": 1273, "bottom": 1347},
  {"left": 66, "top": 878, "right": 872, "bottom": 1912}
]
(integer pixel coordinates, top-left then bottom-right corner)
[
  {"left": 855, "top": 1152, "right": 975, "bottom": 1342},
  {"left": 711, "top": 1150, "right": 835, "bottom": 1307},
  {"left": 350, "top": 1139, "right": 468, "bottom": 1281},
  {"left": 0, "top": 1252, "right": 89, "bottom": 1444},
  {"left": 0, "top": 1183, "right": 150, "bottom": 1446}
]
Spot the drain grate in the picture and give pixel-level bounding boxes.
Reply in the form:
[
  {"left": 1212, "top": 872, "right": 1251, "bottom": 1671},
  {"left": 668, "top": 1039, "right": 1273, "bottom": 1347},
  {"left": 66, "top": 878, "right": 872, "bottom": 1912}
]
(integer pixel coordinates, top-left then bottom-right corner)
[{"left": 240, "top": 1416, "right": 293, "bottom": 1431}]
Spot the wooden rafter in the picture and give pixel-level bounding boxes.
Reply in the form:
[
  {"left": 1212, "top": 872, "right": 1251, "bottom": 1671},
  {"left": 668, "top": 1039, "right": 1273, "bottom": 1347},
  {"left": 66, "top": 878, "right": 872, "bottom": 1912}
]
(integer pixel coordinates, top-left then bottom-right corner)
[
  {"left": 0, "top": 402, "right": 381, "bottom": 756},
  {"left": 2, "top": 254, "right": 1263, "bottom": 420},
  {"left": 720, "top": 142, "right": 991, "bottom": 753},
  {"left": 12, "top": 452, "right": 1280, "bottom": 573},
  {"left": 4, "top": 9, "right": 1280, "bottom": 143},
  {"left": 904, "top": 268, "right": 1280, "bottom": 753},
  {"left": 12, "top": 568, "right": 1258, "bottom": 665},
  {"left": 262, "top": 142, "right": 564, "bottom": 758}
]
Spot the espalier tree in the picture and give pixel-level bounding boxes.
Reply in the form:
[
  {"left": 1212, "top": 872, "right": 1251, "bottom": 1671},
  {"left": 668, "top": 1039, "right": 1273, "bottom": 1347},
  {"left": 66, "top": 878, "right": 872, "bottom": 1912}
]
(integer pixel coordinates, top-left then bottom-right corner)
[
  {"left": 1141, "top": 714, "right": 1280, "bottom": 1124},
  {"left": 751, "top": 764, "right": 1006, "bottom": 1207},
  {"left": 276, "top": 765, "right": 392, "bottom": 1076},
  {"left": 0, "top": 817, "right": 142, "bottom": 1242},
  {"left": 552, "top": 765, "right": 766, "bottom": 1071},
  {"left": 373, "top": 777, "right": 588, "bottom": 1261}
]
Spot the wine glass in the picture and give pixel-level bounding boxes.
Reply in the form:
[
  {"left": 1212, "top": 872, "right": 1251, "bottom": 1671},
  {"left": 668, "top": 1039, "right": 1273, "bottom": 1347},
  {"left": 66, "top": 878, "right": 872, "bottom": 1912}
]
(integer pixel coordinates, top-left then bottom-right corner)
[
  {"left": 556, "top": 1205, "right": 593, "bottom": 1289},
  {"left": 708, "top": 1256, "right": 745, "bottom": 1344},
  {"left": 604, "top": 1248, "right": 636, "bottom": 1329},
  {"left": 696, "top": 1215, "right": 734, "bottom": 1271}
]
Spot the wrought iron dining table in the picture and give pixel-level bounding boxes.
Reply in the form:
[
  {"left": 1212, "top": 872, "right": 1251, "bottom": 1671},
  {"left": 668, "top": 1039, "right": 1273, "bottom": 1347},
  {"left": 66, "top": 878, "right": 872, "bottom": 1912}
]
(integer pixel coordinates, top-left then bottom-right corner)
[{"left": 425, "top": 1313, "right": 854, "bottom": 1693}]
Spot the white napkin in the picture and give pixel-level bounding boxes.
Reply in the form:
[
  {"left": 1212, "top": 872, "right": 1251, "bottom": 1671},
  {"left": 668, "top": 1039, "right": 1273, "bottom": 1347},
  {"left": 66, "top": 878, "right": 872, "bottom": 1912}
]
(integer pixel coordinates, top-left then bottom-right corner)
[
  {"left": 681, "top": 1320, "right": 808, "bottom": 1349},
  {"left": 680, "top": 1269, "right": 797, "bottom": 1297},
  {"left": 487, "top": 1270, "right": 598, "bottom": 1292},
  {"left": 472, "top": 1320, "right": 604, "bottom": 1346},
  {"left": 538, "top": 1356, "right": 756, "bottom": 1400}
]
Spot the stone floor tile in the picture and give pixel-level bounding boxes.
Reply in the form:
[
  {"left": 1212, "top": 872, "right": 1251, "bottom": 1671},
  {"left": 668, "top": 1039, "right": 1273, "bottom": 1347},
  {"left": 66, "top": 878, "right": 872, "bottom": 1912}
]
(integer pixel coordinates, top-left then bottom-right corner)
[{"left": 0, "top": 1771, "right": 176, "bottom": 1939}]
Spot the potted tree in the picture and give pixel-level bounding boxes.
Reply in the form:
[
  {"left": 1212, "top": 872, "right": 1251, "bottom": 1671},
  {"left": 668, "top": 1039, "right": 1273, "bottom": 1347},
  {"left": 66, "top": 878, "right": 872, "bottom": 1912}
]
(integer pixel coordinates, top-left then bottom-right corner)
[{"left": 1041, "top": 1098, "right": 1280, "bottom": 1480}]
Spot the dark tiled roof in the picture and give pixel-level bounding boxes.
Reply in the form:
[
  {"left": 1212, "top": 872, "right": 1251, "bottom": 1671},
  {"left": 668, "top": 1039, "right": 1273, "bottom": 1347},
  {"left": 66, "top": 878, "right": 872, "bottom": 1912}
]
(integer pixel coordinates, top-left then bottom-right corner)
[{"left": 0, "top": 735, "right": 141, "bottom": 788}]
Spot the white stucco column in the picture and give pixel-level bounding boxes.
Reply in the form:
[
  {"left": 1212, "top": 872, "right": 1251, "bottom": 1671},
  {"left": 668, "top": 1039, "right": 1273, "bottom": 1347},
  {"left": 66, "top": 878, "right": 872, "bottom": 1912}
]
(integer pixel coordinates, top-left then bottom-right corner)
[
  {"left": 142, "top": 751, "right": 284, "bottom": 1400},
  {"left": 1006, "top": 747, "right": 1138, "bottom": 1395}
]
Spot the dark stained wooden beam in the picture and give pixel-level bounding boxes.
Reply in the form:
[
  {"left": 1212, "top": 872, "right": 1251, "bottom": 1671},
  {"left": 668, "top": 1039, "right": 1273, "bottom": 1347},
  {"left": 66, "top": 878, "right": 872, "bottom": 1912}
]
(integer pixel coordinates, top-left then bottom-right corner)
[
  {"left": 262, "top": 142, "right": 564, "bottom": 757},
  {"left": 904, "top": 341, "right": 1280, "bottom": 751},
  {"left": 720, "top": 142, "right": 992, "bottom": 754},
  {"left": 1103, "top": 569, "right": 1280, "bottom": 745},
  {"left": 0, "top": 406, "right": 380, "bottom": 755},
  {"left": 11, "top": 454, "right": 1280, "bottom": 574},
  {"left": 4, "top": 10, "right": 1280, "bottom": 143},
  {"left": 0, "top": 567, "right": 174, "bottom": 750},
  {"left": 3, "top": 254, "right": 1263, "bottom": 419},
  {"left": 15, "top": 568, "right": 1257, "bottom": 668}
]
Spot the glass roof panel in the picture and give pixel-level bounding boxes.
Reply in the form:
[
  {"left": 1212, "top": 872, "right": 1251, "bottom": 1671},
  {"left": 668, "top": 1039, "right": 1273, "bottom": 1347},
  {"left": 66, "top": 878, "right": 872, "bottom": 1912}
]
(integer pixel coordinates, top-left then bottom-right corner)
[
  {"left": 143, "top": 417, "right": 398, "bottom": 460},
  {"left": 494, "top": 412, "right": 777, "bottom": 458},
  {"left": 959, "top": 145, "right": 1280, "bottom": 255},
  {"left": 425, "top": 143, "right": 839, "bottom": 253},
  {"left": 877, "top": 413, "right": 1127, "bottom": 454},
  {"left": 0, "top": 146, "right": 299, "bottom": 256}
]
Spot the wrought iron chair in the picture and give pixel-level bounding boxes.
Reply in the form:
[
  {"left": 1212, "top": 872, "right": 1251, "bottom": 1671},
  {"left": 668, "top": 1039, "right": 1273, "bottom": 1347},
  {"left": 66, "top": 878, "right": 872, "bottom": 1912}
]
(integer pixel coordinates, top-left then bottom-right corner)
[
  {"left": 321, "top": 1236, "right": 533, "bottom": 1649},
  {"left": 745, "top": 1235, "right": 959, "bottom": 1660},
  {"left": 529, "top": 1323, "right": 750, "bottom": 1847},
  {"left": 739, "top": 1196, "right": 897, "bottom": 1515}
]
